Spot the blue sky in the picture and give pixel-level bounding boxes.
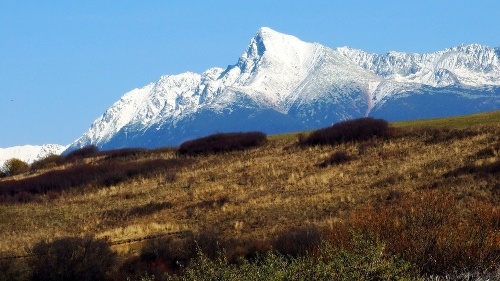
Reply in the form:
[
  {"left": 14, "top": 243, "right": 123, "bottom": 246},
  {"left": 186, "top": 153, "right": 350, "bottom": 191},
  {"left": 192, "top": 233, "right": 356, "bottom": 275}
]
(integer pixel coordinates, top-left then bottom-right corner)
[{"left": 1, "top": 1, "right": 499, "bottom": 147}]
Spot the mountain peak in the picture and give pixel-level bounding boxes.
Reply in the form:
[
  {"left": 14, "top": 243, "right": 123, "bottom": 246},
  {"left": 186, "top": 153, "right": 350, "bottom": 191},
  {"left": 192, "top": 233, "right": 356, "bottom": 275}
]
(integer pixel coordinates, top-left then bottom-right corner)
[
  {"left": 65, "top": 28, "right": 500, "bottom": 152},
  {"left": 224, "top": 27, "right": 325, "bottom": 108},
  {"left": 255, "top": 26, "right": 279, "bottom": 37},
  {"left": 237, "top": 27, "right": 321, "bottom": 72},
  {"left": 243, "top": 27, "right": 319, "bottom": 58},
  {"left": 253, "top": 27, "right": 290, "bottom": 43}
]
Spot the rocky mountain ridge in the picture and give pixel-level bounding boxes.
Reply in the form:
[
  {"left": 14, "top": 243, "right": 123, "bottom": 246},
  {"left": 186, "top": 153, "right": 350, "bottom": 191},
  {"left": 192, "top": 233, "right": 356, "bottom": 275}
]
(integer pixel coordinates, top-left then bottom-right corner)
[{"left": 62, "top": 27, "right": 500, "bottom": 151}]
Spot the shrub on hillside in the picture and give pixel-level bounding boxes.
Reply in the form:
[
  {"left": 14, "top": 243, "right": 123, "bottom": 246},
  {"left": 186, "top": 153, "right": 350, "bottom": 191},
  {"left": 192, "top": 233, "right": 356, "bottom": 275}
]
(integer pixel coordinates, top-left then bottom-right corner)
[
  {"left": 136, "top": 236, "right": 197, "bottom": 275},
  {"left": 299, "top": 117, "right": 391, "bottom": 146},
  {"left": 178, "top": 132, "right": 267, "bottom": 156},
  {"left": 131, "top": 229, "right": 223, "bottom": 276},
  {"left": 2, "top": 158, "right": 29, "bottom": 176},
  {"left": 335, "top": 190, "right": 500, "bottom": 276},
  {"left": 166, "top": 234, "right": 418, "bottom": 281},
  {"left": 98, "top": 148, "right": 149, "bottom": 161},
  {"left": 30, "top": 154, "right": 63, "bottom": 171},
  {"left": 0, "top": 158, "right": 190, "bottom": 204},
  {"left": 29, "top": 235, "right": 116, "bottom": 281},
  {"left": 63, "top": 145, "right": 99, "bottom": 162},
  {"left": 123, "top": 227, "right": 419, "bottom": 280}
]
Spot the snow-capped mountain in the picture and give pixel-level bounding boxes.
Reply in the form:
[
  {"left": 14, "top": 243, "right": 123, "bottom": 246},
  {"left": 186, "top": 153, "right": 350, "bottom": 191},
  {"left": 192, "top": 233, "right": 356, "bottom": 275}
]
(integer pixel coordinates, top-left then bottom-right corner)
[
  {"left": 0, "top": 144, "right": 66, "bottom": 170},
  {"left": 337, "top": 44, "right": 500, "bottom": 87},
  {"left": 67, "top": 27, "right": 500, "bottom": 151}
]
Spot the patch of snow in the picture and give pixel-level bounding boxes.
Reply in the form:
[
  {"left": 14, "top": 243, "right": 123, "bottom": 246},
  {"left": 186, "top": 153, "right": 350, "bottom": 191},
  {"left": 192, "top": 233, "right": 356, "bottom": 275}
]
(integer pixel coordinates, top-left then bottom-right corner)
[{"left": 0, "top": 144, "right": 66, "bottom": 170}]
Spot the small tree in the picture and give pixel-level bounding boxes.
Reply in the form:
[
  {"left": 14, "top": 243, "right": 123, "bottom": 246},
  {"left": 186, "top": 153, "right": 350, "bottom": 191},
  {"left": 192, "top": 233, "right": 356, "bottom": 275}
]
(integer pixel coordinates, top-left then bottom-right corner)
[{"left": 2, "top": 158, "right": 29, "bottom": 176}]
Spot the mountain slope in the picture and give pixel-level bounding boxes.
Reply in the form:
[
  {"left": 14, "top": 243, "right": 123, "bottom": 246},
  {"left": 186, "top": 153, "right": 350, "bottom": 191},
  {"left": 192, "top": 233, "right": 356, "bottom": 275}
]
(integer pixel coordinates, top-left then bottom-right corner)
[{"left": 66, "top": 27, "right": 500, "bottom": 151}]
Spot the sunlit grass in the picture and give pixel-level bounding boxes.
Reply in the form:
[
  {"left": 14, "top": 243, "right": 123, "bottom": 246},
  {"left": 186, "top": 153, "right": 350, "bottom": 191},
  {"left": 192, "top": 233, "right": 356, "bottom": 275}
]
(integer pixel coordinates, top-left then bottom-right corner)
[
  {"left": 0, "top": 112, "right": 499, "bottom": 278},
  {"left": 392, "top": 110, "right": 500, "bottom": 128}
]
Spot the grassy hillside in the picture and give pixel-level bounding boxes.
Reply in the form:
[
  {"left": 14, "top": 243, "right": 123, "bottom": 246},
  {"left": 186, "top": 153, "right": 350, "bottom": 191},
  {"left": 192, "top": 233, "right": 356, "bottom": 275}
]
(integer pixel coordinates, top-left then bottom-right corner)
[
  {"left": 392, "top": 110, "right": 500, "bottom": 128},
  {"left": 1, "top": 112, "right": 499, "bottom": 279}
]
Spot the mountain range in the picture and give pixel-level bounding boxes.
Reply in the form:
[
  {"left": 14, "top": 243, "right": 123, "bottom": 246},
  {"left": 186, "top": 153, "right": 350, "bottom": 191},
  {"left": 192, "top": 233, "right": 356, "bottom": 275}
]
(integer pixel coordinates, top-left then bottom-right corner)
[
  {"left": 65, "top": 27, "right": 500, "bottom": 152},
  {"left": 1, "top": 27, "right": 499, "bottom": 164}
]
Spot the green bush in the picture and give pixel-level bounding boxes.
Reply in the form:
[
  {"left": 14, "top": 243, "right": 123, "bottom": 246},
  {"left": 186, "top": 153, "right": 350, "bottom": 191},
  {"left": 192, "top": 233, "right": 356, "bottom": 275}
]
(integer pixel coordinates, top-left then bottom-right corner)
[
  {"left": 2, "top": 158, "right": 29, "bottom": 176},
  {"left": 29, "top": 235, "right": 116, "bottom": 281},
  {"left": 166, "top": 234, "right": 419, "bottom": 281}
]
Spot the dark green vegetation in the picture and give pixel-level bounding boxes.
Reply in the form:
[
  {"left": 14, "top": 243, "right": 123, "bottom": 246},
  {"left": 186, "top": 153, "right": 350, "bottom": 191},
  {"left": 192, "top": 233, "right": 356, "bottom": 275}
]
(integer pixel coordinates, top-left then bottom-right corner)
[
  {"left": 298, "top": 117, "right": 391, "bottom": 146},
  {"left": 178, "top": 131, "right": 267, "bottom": 156},
  {"left": 1, "top": 158, "right": 29, "bottom": 176},
  {"left": 0, "top": 112, "right": 499, "bottom": 280}
]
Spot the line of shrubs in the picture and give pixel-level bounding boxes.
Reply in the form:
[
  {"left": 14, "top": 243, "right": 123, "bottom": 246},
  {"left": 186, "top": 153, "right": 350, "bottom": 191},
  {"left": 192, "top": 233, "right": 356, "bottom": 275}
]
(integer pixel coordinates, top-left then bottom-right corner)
[
  {"left": 2, "top": 130, "right": 267, "bottom": 178},
  {"left": 0, "top": 146, "right": 101, "bottom": 178},
  {"left": 1, "top": 145, "right": 177, "bottom": 178},
  {"left": 0, "top": 131, "right": 269, "bottom": 203},
  {"left": 0, "top": 158, "right": 189, "bottom": 204},
  {"left": 2, "top": 117, "right": 391, "bottom": 178}
]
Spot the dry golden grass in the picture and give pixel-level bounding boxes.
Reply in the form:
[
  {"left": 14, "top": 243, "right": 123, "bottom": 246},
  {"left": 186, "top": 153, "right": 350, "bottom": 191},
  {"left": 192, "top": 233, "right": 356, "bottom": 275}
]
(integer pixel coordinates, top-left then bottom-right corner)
[
  {"left": 0, "top": 112, "right": 499, "bottom": 269},
  {"left": 393, "top": 110, "right": 500, "bottom": 128}
]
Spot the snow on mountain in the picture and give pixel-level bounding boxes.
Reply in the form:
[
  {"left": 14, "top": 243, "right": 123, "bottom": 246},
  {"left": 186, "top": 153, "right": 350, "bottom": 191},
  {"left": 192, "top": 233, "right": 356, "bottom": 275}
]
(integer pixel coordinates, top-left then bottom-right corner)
[
  {"left": 0, "top": 144, "right": 66, "bottom": 169},
  {"left": 68, "top": 72, "right": 205, "bottom": 150},
  {"left": 221, "top": 27, "right": 324, "bottom": 110},
  {"left": 336, "top": 44, "right": 500, "bottom": 87},
  {"left": 66, "top": 27, "right": 500, "bottom": 152}
]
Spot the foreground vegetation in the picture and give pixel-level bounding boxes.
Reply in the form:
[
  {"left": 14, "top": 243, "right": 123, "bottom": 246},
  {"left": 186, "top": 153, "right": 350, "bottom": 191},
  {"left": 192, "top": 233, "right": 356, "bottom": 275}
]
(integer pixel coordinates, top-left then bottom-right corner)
[{"left": 0, "top": 112, "right": 499, "bottom": 280}]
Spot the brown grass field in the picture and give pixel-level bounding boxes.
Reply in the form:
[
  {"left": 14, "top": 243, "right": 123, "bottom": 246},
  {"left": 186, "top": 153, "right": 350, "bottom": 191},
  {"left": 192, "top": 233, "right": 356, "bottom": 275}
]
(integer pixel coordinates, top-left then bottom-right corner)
[{"left": 1, "top": 111, "right": 499, "bottom": 278}]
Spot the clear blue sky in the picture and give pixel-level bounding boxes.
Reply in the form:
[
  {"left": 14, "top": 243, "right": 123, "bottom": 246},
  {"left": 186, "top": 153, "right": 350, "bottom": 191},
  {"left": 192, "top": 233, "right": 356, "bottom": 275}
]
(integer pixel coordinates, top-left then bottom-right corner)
[{"left": 1, "top": 1, "right": 499, "bottom": 147}]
